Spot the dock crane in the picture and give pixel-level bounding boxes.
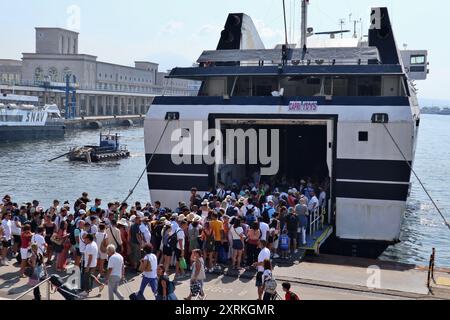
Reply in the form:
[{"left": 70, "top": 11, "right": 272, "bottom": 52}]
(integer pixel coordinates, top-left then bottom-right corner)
[{"left": 41, "top": 74, "right": 77, "bottom": 119}]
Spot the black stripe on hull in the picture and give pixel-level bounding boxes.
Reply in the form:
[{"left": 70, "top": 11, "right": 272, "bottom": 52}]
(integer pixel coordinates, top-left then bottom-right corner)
[
  {"left": 336, "top": 159, "right": 412, "bottom": 182},
  {"left": 336, "top": 181, "right": 409, "bottom": 201},
  {"left": 320, "top": 234, "right": 394, "bottom": 259},
  {"left": 153, "top": 95, "right": 410, "bottom": 106},
  {"left": 147, "top": 174, "right": 208, "bottom": 191},
  {"left": 146, "top": 154, "right": 209, "bottom": 175}
]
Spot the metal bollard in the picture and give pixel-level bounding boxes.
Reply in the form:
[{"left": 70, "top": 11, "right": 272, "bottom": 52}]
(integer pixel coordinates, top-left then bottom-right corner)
[
  {"left": 427, "top": 248, "right": 436, "bottom": 289},
  {"left": 431, "top": 248, "right": 435, "bottom": 282}
]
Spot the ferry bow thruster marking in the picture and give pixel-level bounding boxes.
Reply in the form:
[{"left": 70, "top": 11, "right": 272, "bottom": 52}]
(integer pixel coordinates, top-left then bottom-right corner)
[{"left": 144, "top": 4, "right": 429, "bottom": 258}]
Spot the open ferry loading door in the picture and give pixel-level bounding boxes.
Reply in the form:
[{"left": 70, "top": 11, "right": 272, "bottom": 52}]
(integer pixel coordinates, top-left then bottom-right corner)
[{"left": 209, "top": 115, "right": 336, "bottom": 254}]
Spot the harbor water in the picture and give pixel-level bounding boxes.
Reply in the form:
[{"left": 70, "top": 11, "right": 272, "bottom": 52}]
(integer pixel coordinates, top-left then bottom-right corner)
[{"left": 1, "top": 114, "right": 449, "bottom": 267}]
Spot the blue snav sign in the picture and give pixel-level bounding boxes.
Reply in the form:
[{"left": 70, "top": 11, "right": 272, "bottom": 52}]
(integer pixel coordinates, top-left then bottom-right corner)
[{"left": 25, "top": 111, "right": 47, "bottom": 123}]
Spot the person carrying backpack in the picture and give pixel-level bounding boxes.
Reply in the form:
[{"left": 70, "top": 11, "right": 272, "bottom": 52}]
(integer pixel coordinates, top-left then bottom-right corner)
[
  {"left": 202, "top": 222, "right": 215, "bottom": 272},
  {"left": 156, "top": 264, "right": 177, "bottom": 300},
  {"left": 161, "top": 222, "right": 173, "bottom": 274},
  {"left": 278, "top": 229, "right": 290, "bottom": 259},
  {"left": 245, "top": 208, "right": 256, "bottom": 226},
  {"left": 286, "top": 208, "right": 299, "bottom": 254},
  {"left": 246, "top": 222, "right": 261, "bottom": 267},
  {"left": 262, "top": 259, "right": 277, "bottom": 300},
  {"left": 282, "top": 282, "right": 300, "bottom": 300},
  {"left": 261, "top": 200, "right": 275, "bottom": 223}
]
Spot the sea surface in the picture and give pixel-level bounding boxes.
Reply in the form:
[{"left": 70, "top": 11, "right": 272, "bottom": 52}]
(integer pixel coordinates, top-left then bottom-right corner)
[{"left": 1, "top": 114, "right": 449, "bottom": 266}]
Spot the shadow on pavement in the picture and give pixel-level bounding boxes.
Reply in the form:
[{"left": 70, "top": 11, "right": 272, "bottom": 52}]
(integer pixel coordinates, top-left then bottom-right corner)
[{"left": 8, "top": 284, "right": 30, "bottom": 296}]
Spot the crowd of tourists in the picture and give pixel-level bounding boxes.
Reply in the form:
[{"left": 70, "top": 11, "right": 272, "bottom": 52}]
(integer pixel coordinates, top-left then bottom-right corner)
[{"left": 0, "top": 178, "right": 324, "bottom": 300}]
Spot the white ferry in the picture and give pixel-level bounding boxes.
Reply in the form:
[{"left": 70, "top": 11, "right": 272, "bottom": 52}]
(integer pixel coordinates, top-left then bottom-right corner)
[
  {"left": 144, "top": 4, "right": 429, "bottom": 258},
  {"left": 0, "top": 94, "right": 65, "bottom": 140}
]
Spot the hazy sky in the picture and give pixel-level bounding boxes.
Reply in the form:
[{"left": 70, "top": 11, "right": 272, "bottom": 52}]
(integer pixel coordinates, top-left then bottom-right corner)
[{"left": 0, "top": 0, "right": 448, "bottom": 101}]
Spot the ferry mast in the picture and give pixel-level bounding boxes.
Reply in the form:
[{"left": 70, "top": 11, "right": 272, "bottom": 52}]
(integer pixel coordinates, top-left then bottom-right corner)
[{"left": 300, "top": 0, "right": 309, "bottom": 49}]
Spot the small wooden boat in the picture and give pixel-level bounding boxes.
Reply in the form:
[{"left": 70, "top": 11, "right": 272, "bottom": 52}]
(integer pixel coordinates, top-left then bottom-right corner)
[{"left": 68, "top": 133, "right": 130, "bottom": 163}]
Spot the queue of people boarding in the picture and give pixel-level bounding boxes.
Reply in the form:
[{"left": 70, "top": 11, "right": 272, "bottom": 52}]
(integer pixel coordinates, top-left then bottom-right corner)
[{"left": 0, "top": 177, "right": 323, "bottom": 300}]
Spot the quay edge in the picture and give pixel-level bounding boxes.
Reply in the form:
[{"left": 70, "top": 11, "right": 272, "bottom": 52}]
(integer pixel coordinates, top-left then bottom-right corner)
[{"left": 64, "top": 115, "right": 144, "bottom": 130}]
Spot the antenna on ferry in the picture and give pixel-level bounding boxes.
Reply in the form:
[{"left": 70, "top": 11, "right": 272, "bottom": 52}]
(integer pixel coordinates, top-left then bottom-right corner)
[
  {"left": 282, "top": 0, "right": 289, "bottom": 46},
  {"left": 300, "top": 0, "right": 310, "bottom": 49},
  {"left": 350, "top": 17, "right": 362, "bottom": 39},
  {"left": 339, "top": 19, "right": 346, "bottom": 39}
]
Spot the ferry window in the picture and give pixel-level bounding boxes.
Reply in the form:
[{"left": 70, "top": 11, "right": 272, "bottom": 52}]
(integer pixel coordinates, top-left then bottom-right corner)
[
  {"left": 357, "top": 76, "right": 381, "bottom": 96},
  {"left": 358, "top": 131, "right": 368, "bottom": 142},
  {"left": 233, "top": 77, "right": 252, "bottom": 96},
  {"left": 323, "top": 77, "right": 332, "bottom": 96},
  {"left": 410, "top": 55, "right": 425, "bottom": 65},
  {"left": 281, "top": 76, "right": 321, "bottom": 96},
  {"left": 333, "top": 77, "right": 349, "bottom": 96},
  {"left": 382, "top": 76, "right": 401, "bottom": 96},
  {"left": 253, "top": 77, "right": 278, "bottom": 96},
  {"left": 303, "top": 77, "right": 322, "bottom": 96},
  {"left": 203, "top": 77, "right": 227, "bottom": 96}
]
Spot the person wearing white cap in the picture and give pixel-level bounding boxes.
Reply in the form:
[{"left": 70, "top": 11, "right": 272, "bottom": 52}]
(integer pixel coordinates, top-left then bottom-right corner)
[
  {"left": 73, "top": 220, "right": 85, "bottom": 267},
  {"left": 200, "top": 201, "right": 209, "bottom": 222},
  {"left": 79, "top": 220, "right": 90, "bottom": 259},
  {"left": 74, "top": 209, "right": 86, "bottom": 228}
]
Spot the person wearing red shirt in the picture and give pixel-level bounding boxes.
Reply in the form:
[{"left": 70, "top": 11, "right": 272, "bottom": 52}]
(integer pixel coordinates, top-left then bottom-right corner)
[
  {"left": 282, "top": 282, "right": 300, "bottom": 301},
  {"left": 19, "top": 224, "right": 33, "bottom": 277}
]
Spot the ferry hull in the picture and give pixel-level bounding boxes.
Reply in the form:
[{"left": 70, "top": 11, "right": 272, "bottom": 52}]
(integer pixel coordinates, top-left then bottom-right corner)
[
  {"left": 0, "top": 125, "right": 65, "bottom": 141},
  {"left": 320, "top": 234, "right": 393, "bottom": 259},
  {"left": 144, "top": 100, "right": 417, "bottom": 258}
]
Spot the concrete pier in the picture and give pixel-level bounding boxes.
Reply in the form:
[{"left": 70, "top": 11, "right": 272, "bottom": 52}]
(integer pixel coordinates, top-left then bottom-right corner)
[
  {"left": 1, "top": 254, "right": 449, "bottom": 300},
  {"left": 64, "top": 115, "right": 144, "bottom": 130}
]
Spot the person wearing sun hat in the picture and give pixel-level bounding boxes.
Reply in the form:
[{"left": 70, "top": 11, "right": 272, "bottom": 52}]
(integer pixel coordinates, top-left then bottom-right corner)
[
  {"left": 186, "top": 213, "right": 195, "bottom": 223},
  {"left": 116, "top": 218, "right": 129, "bottom": 262},
  {"left": 177, "top": 214, "right": 187, "bottom": 224},
  {"left": 201, "top": 199, "right": 209, "bottom": 207},
  {"left": 158, "top": 216, "right": 167, "bottom": 224}
]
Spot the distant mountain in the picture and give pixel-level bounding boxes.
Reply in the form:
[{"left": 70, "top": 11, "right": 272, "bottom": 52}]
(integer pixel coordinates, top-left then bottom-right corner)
[{"left": 419, "top": 98, "right": 450, "bottom": 108}]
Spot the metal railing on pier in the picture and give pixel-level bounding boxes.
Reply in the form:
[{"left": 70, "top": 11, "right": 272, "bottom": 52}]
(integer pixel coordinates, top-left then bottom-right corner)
[
  {"left": 309, "top": 207, "right": 323, "bottom": 237},
  {"left": 14, "top": 277, "right": 52, "bottom": 301}
]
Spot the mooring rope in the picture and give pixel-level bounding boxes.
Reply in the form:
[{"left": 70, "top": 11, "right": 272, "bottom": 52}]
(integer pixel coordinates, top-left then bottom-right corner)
[
  {"left": 121, "top": 120, "right": 171, "bottom": 204},
  {"left": 382, "top": 123, "right": 450, "bottom": 230}
]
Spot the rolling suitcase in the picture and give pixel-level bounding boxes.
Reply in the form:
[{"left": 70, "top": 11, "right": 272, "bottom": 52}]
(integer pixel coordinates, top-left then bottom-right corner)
[
  {"left": 123, "top": 280, "right": 146, "bottom": 300},
  {"left": 57, "top": 285, "right": 81, "bottom": 300}
]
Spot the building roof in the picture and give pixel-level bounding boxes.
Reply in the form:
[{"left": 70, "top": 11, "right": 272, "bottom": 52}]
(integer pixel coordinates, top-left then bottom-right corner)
[
  {"left": 35, "top": 27, "right": 79, "bottom": 35},
  {"left": 0, "top": 59, "right": 22, "bottom": 66}
]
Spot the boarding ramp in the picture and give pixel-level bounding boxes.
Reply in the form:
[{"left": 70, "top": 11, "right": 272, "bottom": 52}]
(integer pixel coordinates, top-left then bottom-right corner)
[{"left": 301, "top": 207, "right": 334, "bottom": 255}]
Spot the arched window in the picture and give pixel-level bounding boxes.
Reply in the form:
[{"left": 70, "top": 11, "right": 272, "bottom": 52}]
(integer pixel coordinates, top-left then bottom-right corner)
[
  {"left": 34, "top": 67, "right": 44, "bottom": 82},
  {"left": 48, "top": 67, "right": 58, "bottom": 82}
]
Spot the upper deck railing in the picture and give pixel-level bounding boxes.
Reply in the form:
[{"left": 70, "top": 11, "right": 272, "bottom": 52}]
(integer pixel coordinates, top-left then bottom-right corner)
[{"left": 196, "top": 47, "right": 381, "bottom": 67}]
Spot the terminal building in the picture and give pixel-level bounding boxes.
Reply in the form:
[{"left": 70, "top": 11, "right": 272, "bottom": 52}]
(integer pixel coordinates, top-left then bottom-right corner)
[{"left": 0, "top": 27, "right": 199, "bottom": 117}]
